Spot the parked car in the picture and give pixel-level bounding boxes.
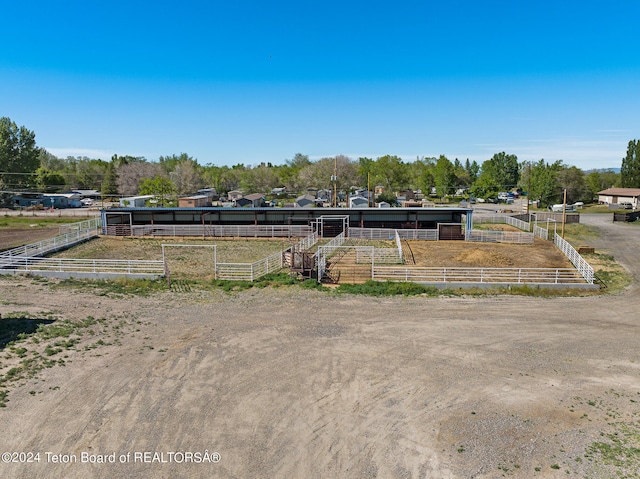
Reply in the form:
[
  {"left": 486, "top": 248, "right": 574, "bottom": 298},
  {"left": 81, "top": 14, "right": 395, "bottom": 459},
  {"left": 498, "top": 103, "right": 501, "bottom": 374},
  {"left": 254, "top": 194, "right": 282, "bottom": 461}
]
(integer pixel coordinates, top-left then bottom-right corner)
[{"left": 619, "top": 202, "right": 633, "bottom": 209}]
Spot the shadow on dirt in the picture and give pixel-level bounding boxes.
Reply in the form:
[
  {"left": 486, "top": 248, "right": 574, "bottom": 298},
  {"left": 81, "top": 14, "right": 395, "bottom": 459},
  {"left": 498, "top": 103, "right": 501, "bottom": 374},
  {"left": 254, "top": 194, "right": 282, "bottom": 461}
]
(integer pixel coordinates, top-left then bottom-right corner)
[{"left": 0, "top": 316, "right": 55, "bottom": 349}]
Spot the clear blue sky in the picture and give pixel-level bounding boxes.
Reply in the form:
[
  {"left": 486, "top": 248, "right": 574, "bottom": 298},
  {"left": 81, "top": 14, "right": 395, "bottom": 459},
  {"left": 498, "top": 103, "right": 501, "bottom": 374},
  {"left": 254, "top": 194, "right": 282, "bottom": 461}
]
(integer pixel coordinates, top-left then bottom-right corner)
[{"left": 2, "top": 0, "right": 639, "bottom": 170}]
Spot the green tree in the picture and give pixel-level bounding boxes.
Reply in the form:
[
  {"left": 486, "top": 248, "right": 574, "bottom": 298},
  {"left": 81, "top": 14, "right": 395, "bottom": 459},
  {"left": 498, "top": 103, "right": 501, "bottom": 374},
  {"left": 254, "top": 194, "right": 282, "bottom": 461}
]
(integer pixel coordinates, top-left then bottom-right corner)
[
  {"left": 138, "top": 176, "right": 177, "bottom": 207},
  {"left": 35, "top": 167, "right": 66, "bottom": 192},
  {"left": 621, "top": 140, "right": 640, "bottom": 188},
  {"left": 585, "top": 169, "right": 619, "bottom": 200},
  {"left": 101, "top": 162, "right": 119, "bottom": 196},
  {"left": 433, "top": 155, "right": 456, "bottom": 198},
  {"left": 0, "top": 117, "right": 40, "bottom": 188},
  {"left": 370, "top": 155, "right": 408, "bottom": 193},
  {"left": 406, "top": 157, "right": 436, "bottom": 194},
  {"left": 464, "top": 158, "right": 480, "bottom": 183},
  {"left": 279, "top": 153, "right": 312, "bottom": 193},
  {"left": 557, "top": 166, "right": 587, "bottom": 204},
  {"left": 520, "top": 159, "right": 564, "bottom": 207},
  {"left": 472, "top": 152, "right": 519, "bottom": 199}
]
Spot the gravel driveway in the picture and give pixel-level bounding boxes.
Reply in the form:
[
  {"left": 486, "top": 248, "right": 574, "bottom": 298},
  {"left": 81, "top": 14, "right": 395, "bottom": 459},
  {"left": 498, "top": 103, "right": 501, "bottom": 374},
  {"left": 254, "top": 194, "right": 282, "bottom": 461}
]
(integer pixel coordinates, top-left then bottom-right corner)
[{"left": 1, "top": 213, "right": 639, "bottom": 478}]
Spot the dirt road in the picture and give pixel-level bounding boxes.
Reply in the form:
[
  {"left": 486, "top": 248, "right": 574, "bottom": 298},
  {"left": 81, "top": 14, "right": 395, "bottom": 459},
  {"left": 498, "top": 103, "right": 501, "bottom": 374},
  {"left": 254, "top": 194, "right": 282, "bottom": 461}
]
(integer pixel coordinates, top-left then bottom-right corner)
[{"left": 1, "top": 214, "right": 639, "bottom": 478}]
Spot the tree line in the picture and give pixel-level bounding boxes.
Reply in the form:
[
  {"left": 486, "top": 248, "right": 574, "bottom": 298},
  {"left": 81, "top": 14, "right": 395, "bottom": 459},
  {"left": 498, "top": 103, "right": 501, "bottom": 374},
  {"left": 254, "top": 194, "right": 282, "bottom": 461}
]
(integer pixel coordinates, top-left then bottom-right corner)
[{"left": 2, "top": 116, "right": 638, "bottom": 207}]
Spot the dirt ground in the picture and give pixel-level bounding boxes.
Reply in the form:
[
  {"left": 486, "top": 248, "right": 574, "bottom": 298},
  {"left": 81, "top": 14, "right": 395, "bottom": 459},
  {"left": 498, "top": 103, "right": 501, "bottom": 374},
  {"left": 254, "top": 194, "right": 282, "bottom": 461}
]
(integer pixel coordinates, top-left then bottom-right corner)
[
  {"left": 1, "top": 215, "right": 640, "bottom": 478},
  {"left": 406, "top": 237, "right": 572, "bottom": 269},
  {"left": 0, "top": 226, "right": 62, "bottom": 251}
]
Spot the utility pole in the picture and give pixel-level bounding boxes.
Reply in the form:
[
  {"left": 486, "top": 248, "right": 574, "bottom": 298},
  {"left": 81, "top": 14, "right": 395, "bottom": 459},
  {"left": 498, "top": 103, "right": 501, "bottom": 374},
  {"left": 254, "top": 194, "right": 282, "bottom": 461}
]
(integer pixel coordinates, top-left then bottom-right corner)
[
  {"left": 331, "top": 157, "right": 337, "bottom": 207},
  {"left": 561, "top": 188, "right": 567, "bottom": 238},
  {"left": 526, "top": 161, "right": 531, "bottom": 215}
]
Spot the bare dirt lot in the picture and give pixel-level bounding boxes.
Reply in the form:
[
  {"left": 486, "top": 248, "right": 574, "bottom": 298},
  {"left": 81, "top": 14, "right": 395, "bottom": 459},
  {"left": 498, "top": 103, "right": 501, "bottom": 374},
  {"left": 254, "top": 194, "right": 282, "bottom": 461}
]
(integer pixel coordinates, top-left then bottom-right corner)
[
  {"left": 1, "top": 215, "right": 639, "bottom": 478},
  {"left": 0, "top": 226, "right": 62, "bottom": 251},
  {"left": 406, "top": 237, "right": 572, "bottom": 269}
]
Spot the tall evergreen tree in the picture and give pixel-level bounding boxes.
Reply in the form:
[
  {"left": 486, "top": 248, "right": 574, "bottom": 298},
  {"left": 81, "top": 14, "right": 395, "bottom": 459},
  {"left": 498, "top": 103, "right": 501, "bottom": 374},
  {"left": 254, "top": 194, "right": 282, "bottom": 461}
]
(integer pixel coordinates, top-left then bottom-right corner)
[
  {"left": 101, "top": 161, "right": 119, "bottom": 195},
  {"left": 621, "top": 140, "right": 640, "bottom": 188}
]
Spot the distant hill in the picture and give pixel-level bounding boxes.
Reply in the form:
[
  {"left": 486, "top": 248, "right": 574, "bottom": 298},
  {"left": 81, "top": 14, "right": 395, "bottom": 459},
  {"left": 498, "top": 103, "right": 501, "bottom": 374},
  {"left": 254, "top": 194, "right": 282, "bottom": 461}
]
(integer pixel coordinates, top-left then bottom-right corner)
[{"left": 584, "top": 167, "right": 620, "bottom": 173}]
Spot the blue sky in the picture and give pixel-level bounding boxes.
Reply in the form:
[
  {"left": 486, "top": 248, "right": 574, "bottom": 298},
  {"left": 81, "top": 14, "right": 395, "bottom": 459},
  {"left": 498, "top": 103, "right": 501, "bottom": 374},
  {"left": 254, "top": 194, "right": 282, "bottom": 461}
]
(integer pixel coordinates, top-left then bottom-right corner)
[{"left": 2, "top": 0, "right": 639, "bottom": 170}]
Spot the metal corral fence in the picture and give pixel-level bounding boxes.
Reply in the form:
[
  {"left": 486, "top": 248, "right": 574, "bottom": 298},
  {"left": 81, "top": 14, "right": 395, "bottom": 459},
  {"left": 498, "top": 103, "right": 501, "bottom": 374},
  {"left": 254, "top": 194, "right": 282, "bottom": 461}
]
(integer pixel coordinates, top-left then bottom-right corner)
[
  {"left": 59, "top": 217, "right": 101, "bottom": 235},
  {"left": 129, "top": 224, "right": 313, "bottom": 238},
  {"left": 554, "top": 233, "right": 595, "bottom": 283},
  {"left": 465, "top": 230, "right": 535, "bottom": 244},
  {"left": 2, "top": 257, "right": 164, "bottom": 276},
  {"left": 356, "top": 246, "right": 404, "bottom": 264},
  {"left": 349, "top": 227, "right": 438, "bottom": 240},
  {"left": 0, "top": 228, "right": 98, "bottom": 267},
  {"left": 474, "top": 214, "right": 531, "bottom": 231},
  {"left": 533, "top": 224, "right": 550, "bottom": 240},
  {"left": 394, "top": 230, "right": 404, "bottom": 262},
  {"left": 215, "top": 232, "right": 319, "bottom": 281},
  {"left": 372, "top": 266, "right": 586, "bottom": 285},
  {"left": 315, "top": 232, "right": 347, "bottom": 280}
]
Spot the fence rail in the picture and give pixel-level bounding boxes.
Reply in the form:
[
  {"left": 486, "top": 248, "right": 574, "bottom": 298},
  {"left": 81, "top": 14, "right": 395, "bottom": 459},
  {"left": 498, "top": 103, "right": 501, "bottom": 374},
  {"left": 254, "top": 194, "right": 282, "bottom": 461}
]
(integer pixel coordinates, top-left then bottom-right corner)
[
  {"left": 373, "top": 266, "right": 585, "bottom": 284},
  {"left": 129, "top": 224, "right": 313, "bottom": 238},
  {"left": 0, "top": 229, "right": 98, "bottom": 267},
  {"left": 554, "top": 233, "right": 595, "bottom": 283},
  {"left": 59, "top": 217, "right": 101, "bottom": 235},
  {"left": 474, "top": 215, "right": 531, "bottom": 231},
  {"left": 533, "top": 224, "right": 549, "bottom": 240},
  {"left": 465, "top": 230, "right": 535, "bottom": 244},
  {"left": 216, "top": 250, "right": 284, "bottom": 281},
  {"left": 215, "top": 232, "right": 319, "bottom": 281},
  {"left": 2, "top": 257, "right": 164, "bottom": 275},
  {"left": 349, "top": 227, "right": 438, "bottom": 240}
]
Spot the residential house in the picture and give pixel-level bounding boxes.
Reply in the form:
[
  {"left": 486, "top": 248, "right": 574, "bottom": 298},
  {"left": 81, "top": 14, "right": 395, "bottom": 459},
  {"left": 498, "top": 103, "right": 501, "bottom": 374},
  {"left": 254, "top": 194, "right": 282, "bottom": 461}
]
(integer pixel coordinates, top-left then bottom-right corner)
[
  {"left": 295, "top": 194, "right": 315, "bottom": 208},
  {"left": 349, "top": 195, "right": 369, "bottom": 208},
  {"left": 235, "top": 193, "right": 266, "bottom": 208},
  {"left": 227, "top": 190, "right": 244, "bottom": 200},
  {"left": 120, "top": 195, "right": 154, "bottom": 207},
  {"left": 178, "top": 195, "right": 209, "bottom": 208},
  {"left": 597, "top": 188, "right": 640, "bottom": 208}
]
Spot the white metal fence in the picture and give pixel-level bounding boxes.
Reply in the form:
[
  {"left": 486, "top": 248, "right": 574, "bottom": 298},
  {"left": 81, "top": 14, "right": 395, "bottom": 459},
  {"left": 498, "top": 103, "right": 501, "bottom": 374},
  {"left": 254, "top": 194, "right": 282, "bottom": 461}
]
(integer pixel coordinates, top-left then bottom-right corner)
[
  {"left": 315, "top": 232, "right": 346, "bottom": 280},
  {"left": 215, "top": 232, "right": 319, "bottom": 281},
  {"left": 372, "top": 266, "right": 585, "bottom": 284},
  {"left": 554, "top": 233, "right": 595, "bottom": 283},
  {"left": 59, "top": 217, "right": 101, "bottom": 235},
  {"left": 465, "top": 230, "right": 535, "bottom": 244},
  {"left": 0, "top": 229, "right": 98, "bottom": 267},
  {"left": 394, "top": 230, "right": 404, "bottom": 263},
  {"left": 2, "top": 257, "right": 164, "bottom": 275},
  {"left": 349, "top": 227, "right": 438, "bottom": 240},
  {"left": 474, "top": 215, "right": 531, "bottom": 231},
  {"left": 215, "top": 250, "right": 284, "bottom": 281},
  {"left": 533, "top": 224, "right": 549, "bottom": 240},
  {"left": 129, "top": 224, "right": 313, "bottom": 238}
]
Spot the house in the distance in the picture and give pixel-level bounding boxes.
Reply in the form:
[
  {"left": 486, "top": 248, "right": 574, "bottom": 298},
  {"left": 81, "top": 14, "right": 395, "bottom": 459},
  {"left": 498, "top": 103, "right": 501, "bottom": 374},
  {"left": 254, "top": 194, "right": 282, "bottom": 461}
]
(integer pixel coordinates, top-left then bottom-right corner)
[
  {"left": 295, "top": 194, "right": 315, "bottom": 208},
  {"left": 597, "top": 188, "right": 640, "bottom": 208},
  {"left": 235, "top": 193, "right": 266, "bottom": 208},
  {"left": 178, "top": 195, "right": 209, "bottom": 208}
]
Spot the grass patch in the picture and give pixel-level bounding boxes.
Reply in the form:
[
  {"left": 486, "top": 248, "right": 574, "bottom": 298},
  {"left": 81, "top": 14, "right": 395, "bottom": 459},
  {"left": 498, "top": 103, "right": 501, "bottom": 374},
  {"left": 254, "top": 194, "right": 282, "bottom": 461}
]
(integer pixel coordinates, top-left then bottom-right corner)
[
  {"left": 52, "top": 277, "right": 167, "bottom": 297},
  {"left": 0, "top": 217, "right": 73, "bottom": 228},
  {"left": 210, "top": 273, "right": 320, "bottom": 292},
  {"left": 335, "top": 280, "right": 440, "bottom": 296},
  {"left": 561, "top": 223, "right": 602, "bottom": 244},
  {"left": 0, "top": 312, "right": 127, "bottom": 407}
]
